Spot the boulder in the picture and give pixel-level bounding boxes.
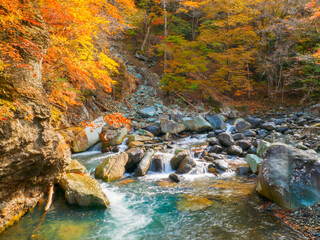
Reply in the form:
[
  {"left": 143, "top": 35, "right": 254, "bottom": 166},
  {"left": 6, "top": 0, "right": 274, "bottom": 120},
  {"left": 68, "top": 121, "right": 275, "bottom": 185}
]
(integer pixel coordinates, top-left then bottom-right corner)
[
  {"left": 138, "top": 106, "right": 156, "bottom": 118},
  {"left": 261, "top": 122, "right": 275, "bottom": 131},
  {"left": 276, "top": 126, "right": 289, "bottom": 134},
  {"left": 258, "top": 129, "right": 268, "bottom": 136},
  {"left": 274, "top": 118, "right": 286, "bottom": 125},
  {"left": 208, "top": 145, "right": 223, "bottom": 154},
  {"left": 134, "top": 149, "right": 155, "bottom": 177},
  {"left": 233, "top": 118, "right": 245, "bottom": 126},
  {"left": 227, "top": 145, "right": 243, "bottom": 156},
  {"left": 245, "top": 154, "right": 263, "bottom": 174},
  {"left": 244, "top": 130, "right": 256, "bottom": 137},
  {"left": 213, "top": 160, "right": 229, "bottom": 171},
  {"left": 170, "top": 150, "right": 190, "bottom": 170},
  {"left": 127, "top": 134, "right": 152, "bottom": 144},
  {"left": 65, "top": 159, "right": 88, "bottom": 174},
  {"left": 236, "top": 140, "right": 251, "bottom": 150},
  {"left": 257, "top": 140, "right": 271, "bottom": 158},
  {"left": 257, "top": 143, "right": 320, "bottom": 209},
  {"left": 169, "top": 173, "right": 180, "bottom": 183},
  {"left": 100, "top": 127, "right": 128, "bottom": 150},
  {"left": 205, "top": 114, "right": 226, "bottom": 130},
  {"left": 128, "top": 141, "right": 144, "bottom": 148},
  {"left": 72, "top": 117, "right": 105, "bottom": 152},
  {"left": 221, "top": 107, "right": 238, "bottom": 119},
  {"left": 181, "top": 116, "right": 213, "bottom": 132},
  {"left": 176, "top": 156, "right": 196, "bottom": 174},
  {"left": 151, "top": 154, "right": 167, "bottom": 172},
  {"left": 59, "top": 173, "right": 109, "bottom": 208},
  {"left": 207, "top": 137, "right": 220, "bottom": 146},
  {"left": 136, "top": 129, "right": 154, "bottom": 138},
  {"left": 125, "top": 148, "right": 145, "bottom": 173},
  {"left": 236, "top": 121, "right": 252, "bottom": 132},
  {"left": 232, "top": 133, "right": 244, "bottom": 141},
  {"left": 160, "top": 119, "right": 185, "bottom": 134},
  {"left": 246, "top": 116, "right": 262, "bottom": 128},
  {"left": 143, "top": 125, "right": 161, "bottom": 136},
  {"left": 95, "top": 152, "right": 128, "bottom": 181},
  {"left": 217, "top": 132, "right": 235, "bottom": 147}
]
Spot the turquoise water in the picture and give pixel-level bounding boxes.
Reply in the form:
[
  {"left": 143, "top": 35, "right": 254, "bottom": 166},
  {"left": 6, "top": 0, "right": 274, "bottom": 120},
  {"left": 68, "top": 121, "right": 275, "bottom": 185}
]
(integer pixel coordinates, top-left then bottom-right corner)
[{"left": 1, "top": 136, "right": 304, "bottom": 240}]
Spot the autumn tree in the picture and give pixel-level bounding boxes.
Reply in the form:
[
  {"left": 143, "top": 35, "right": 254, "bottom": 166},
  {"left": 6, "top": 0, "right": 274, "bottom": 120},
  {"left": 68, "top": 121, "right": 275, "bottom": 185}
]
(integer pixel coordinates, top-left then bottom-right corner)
[{"left": 0, "top": 0, "right": 135, "bottom": 120}]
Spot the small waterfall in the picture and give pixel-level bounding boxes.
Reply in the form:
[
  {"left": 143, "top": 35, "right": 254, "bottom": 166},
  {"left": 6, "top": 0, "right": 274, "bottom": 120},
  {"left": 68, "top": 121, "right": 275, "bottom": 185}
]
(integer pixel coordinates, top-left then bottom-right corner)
[
  {"left": 118, "top": 138, "right": 129, "bottom": 153},
  {"left": 189, "top": 159, "right": 210, "bottom": 175},
  {"left": 225, "top": 123, "right": 235, "bottom": 134},
  {"left": 149, "top": 153, "right": 173, "bottom": 173},
  {"left": 88, "top": 142, "right": 102, "bottom": 152}
]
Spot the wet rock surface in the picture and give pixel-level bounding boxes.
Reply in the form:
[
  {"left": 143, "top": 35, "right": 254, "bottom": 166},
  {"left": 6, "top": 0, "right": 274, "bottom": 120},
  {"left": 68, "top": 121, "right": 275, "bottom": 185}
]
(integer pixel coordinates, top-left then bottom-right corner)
[
  {"left": 59, "top": 173, "right": 109, "bottom": 208},
  {"left": 257, "top": 143, "right": 320, "bottom": 209}
]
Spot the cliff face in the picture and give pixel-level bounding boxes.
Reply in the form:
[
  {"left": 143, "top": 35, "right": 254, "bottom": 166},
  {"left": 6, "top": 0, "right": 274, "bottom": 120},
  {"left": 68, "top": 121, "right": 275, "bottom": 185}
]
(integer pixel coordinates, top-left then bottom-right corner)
[
  {"left": 0, "top": 105, "right": 71, "bottom": 231},
  {"left": 0, "top": 10, "right": 71, "bottom": 232}
]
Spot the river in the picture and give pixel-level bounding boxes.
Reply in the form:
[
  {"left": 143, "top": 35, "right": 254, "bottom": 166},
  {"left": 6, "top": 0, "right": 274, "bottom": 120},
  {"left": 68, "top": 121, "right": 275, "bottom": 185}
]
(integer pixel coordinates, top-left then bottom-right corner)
[{"left": 1, "top": 134, "right": 304, "bottom": 240}]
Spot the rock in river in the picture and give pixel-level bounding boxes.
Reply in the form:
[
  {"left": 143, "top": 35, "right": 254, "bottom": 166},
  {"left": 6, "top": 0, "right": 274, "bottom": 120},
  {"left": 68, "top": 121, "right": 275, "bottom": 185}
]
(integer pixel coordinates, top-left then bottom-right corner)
[
  {"left": 181, "top": 116, "right": 213, "bottom": 132},
  {"left": 170, "top": 150, "right": 190, "bottom": 170},
  {"left": 245, "top": 154, "right": 263, "bottom": 174},
  {"left": 235, "top": 121, "right": 251, "bottom": 132},
  {"left": 176, "top": 156, "right": 196, "bottom": 174},
  {"left": 59, "top": 173, "right": 109, "bottom": 208},
  {"left": 100, "top": 127, "right": 128, "bottom": 150},
  {"left": 134, "top": 149, "right": 155, "bottom": 177},
  {"left": 257, "top": 143, "right": 320, "bottom": 209},
  {"left": 125, "top": 148, "right": 145, "bottom": 173},
  {"left": 218, "top": 132, "right": 235, "bottom": 147},
  {"left": 160, "top": 119, "right": 186, "bottom": 134},
  {"left": 95, "top": 152, "right": 128, "bottom": 181},
  {"left": 72, "top": 117, "right": 106, "bottom": 153},
  {"left": 205, "top": 114, "right": 226, "bottom": 130},
  {"left": 227, "top": 145, "right": 243, "bottom": 156}
]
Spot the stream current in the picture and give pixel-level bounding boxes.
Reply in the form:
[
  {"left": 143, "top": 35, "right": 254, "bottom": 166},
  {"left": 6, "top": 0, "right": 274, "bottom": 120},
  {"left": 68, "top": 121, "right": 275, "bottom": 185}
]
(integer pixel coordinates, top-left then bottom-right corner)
[{"left": 1, "top": 134, "right": 304, "bottom": 240}]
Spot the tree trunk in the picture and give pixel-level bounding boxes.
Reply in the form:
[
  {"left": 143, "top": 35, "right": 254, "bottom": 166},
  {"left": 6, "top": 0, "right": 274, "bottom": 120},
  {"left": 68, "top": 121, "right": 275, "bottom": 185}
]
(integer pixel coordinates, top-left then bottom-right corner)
[{"left": 163, "top": 0, "right": 168, "bottom": 73}]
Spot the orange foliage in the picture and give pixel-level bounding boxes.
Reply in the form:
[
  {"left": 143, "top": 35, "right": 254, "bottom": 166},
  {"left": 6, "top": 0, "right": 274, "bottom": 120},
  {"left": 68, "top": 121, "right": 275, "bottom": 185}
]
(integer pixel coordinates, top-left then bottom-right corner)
[
  {"left": 0, "top": 0, "right": 136, "bottom": 111},
  {"left": 103, "top": 113, "right": 132, "bottom": 130}
]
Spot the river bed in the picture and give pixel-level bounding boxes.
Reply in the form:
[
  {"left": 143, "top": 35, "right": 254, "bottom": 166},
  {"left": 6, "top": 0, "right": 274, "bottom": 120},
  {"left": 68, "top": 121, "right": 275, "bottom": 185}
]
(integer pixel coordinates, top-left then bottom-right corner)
[{"left": 1, "top": 135, "right": 304, "bottom": 240}]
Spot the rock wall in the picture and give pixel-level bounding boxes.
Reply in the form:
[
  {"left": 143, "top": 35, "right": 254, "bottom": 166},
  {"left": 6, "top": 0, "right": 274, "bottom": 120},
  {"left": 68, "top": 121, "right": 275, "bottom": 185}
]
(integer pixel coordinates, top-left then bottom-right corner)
[
  {"left": 0, "top": 9, "right": 71, "bottom": 232},
  {"left": 0, "top": 103, "right": 71, "bottom": 232}
]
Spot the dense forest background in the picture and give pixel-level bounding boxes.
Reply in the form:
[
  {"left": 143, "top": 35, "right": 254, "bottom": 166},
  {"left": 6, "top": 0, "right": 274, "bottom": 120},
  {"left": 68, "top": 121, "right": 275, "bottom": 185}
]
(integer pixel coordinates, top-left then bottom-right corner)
[{"left": 1, "top": 0, "right": 320, "bottom": 122}]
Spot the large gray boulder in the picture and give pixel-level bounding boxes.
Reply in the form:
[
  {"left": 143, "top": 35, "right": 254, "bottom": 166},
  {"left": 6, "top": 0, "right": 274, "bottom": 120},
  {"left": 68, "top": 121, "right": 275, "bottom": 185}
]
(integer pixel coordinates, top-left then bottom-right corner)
[
  {"left": 181, "top": 116, "right": 213, "bottom": 132},
  {"left": 227, "top": 145, "right": 243, "bottom": 156},
  {"left": 257, "top": 143, "right": 320, "bottom": 209},
  {"left": 235, "top": 121, "right": 251, "bottom": 132},
  {"left": 134, "top": 149, "right": 155, "bottom": 177},
  {"left": 205, "top": 114, "right": 226, "bottom": 130},
  {"left": 59, "top": 173, "right": 109, "bottom": 208},
  {"left": 95, "top": 152, "right": 128, "bottom": 181},
  {"left": 160, "top": 119, "right": 185, "bottom": 134},
  {"left": 236, "top": 140, "right": 251, "bottom": 150},
  {"left": 218, "top": 132, "right": 235, "bottom": 147}
]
